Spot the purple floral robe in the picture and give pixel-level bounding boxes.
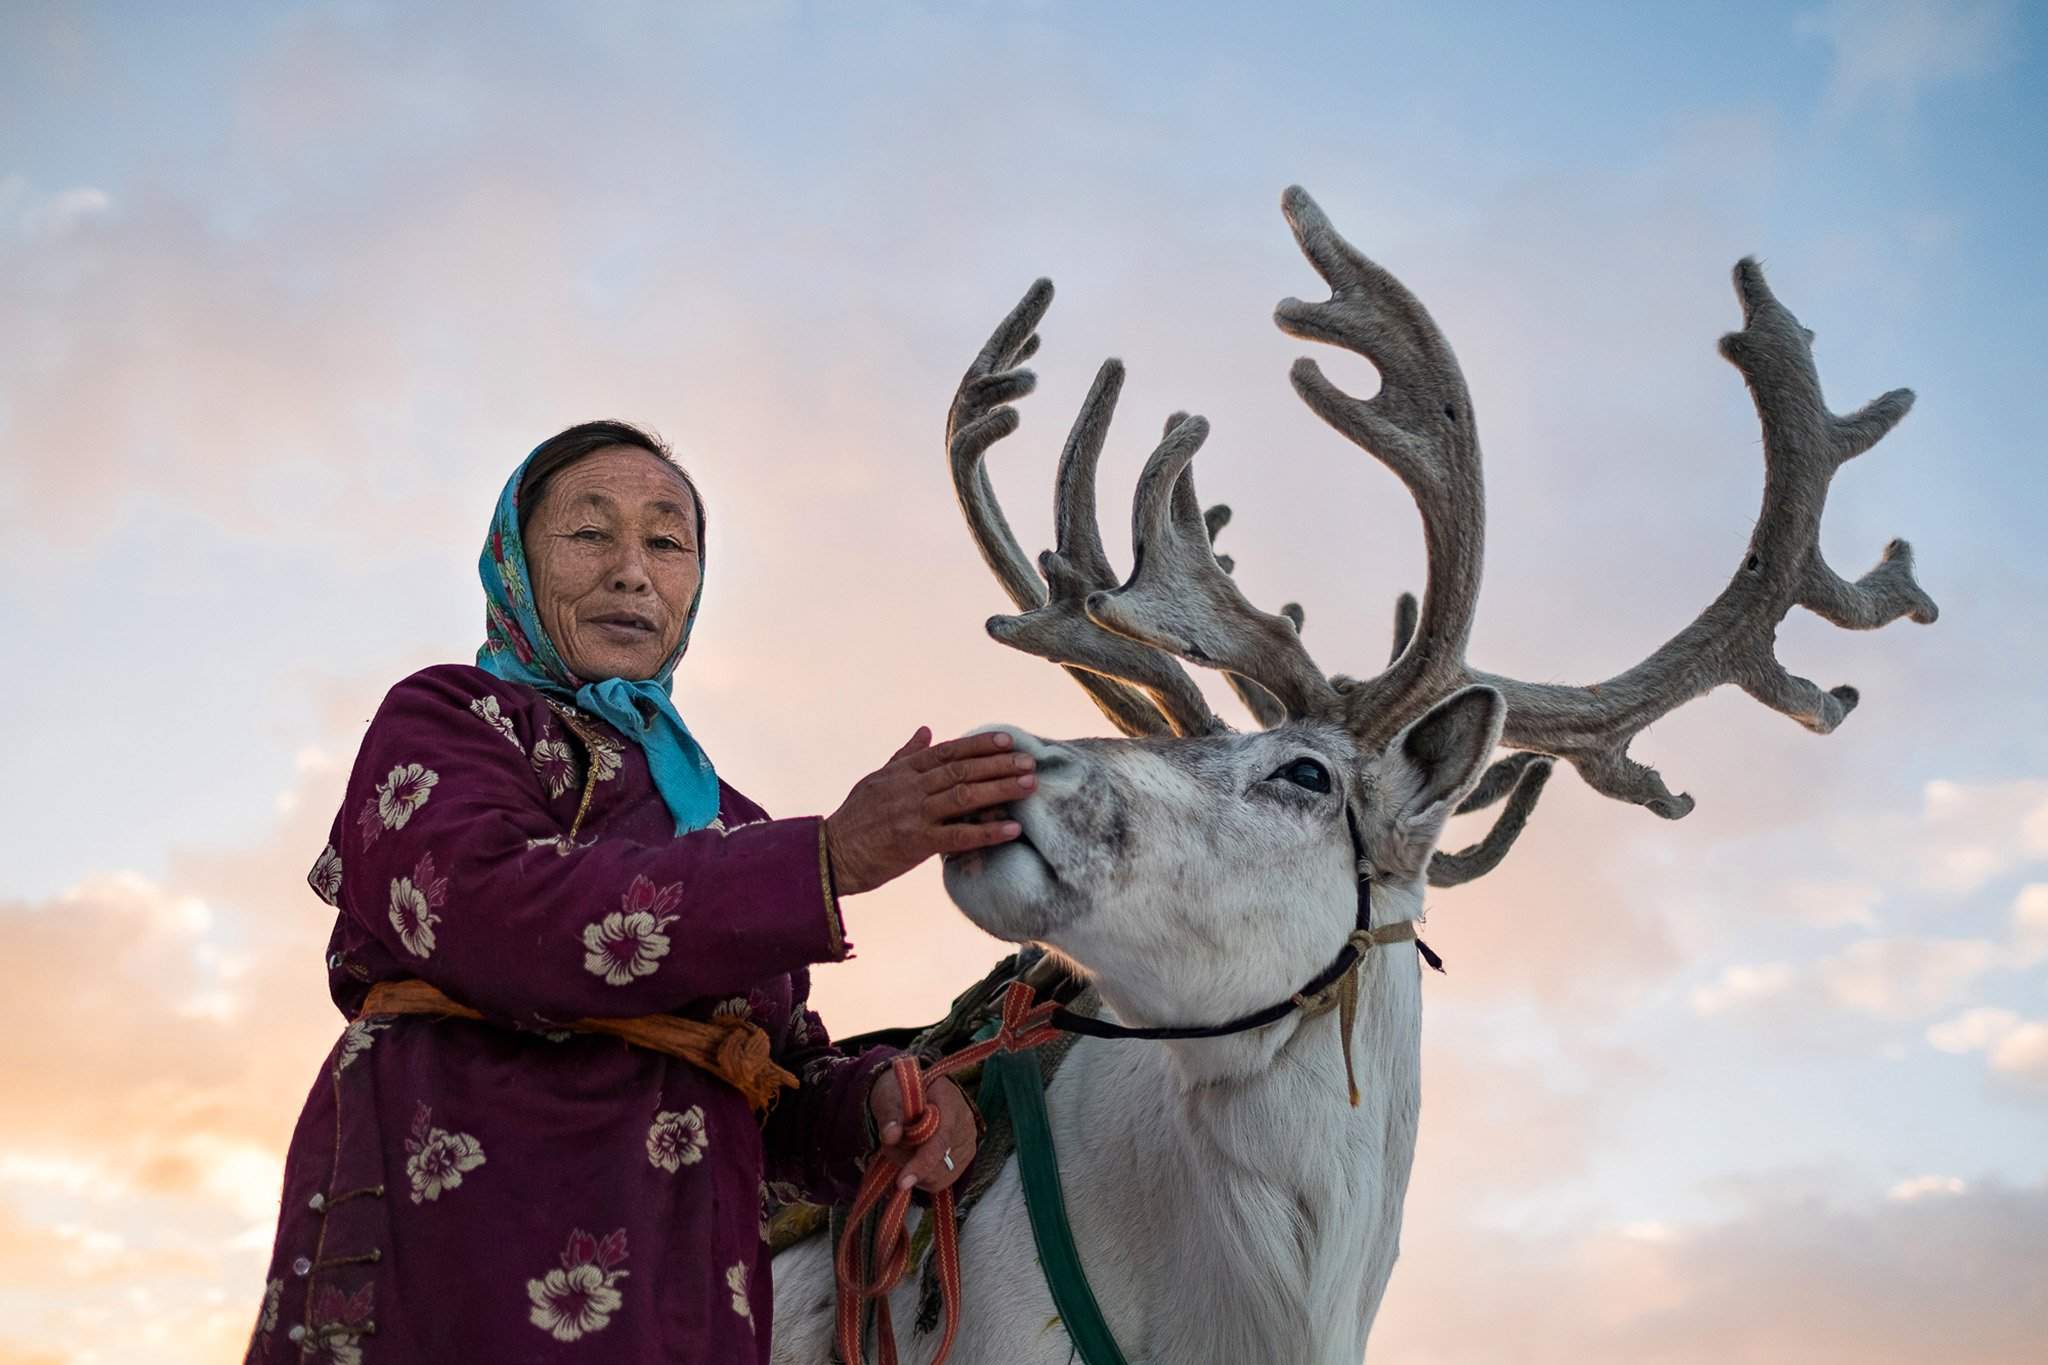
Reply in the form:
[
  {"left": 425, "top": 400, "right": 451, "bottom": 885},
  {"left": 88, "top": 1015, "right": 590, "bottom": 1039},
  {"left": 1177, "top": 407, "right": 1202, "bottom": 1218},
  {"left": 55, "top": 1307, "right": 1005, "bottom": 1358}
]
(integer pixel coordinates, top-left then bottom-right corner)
[{"left": 245, "top": 664, "right": 893, "bottom": 1363}]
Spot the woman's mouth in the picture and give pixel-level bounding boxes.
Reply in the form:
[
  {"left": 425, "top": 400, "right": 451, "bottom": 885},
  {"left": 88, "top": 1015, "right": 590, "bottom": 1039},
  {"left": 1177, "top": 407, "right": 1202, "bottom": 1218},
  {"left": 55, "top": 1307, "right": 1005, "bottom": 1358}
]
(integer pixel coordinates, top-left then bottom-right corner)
[{"left": 588, "top": 613, "right": 658, "bottom": 641}]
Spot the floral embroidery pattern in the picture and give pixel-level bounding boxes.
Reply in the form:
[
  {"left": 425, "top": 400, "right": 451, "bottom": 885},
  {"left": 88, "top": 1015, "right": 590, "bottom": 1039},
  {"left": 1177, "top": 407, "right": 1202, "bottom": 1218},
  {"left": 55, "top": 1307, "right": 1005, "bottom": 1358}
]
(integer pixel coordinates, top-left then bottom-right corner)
[
  {"left": 353, "top": 795, "right": 382, "bottom": 849},
  {"left": 404, "top": 1101, "right": 486, "bottom": 1204},
  {"left": 802, "top": 1053, "right": 851, "bottom": 1087},
  {"left": 308, "top": 846, "right": 343, "bottom": 906},
  {"left": 336, "top": 1017, "right": 390, "bottom": 1073},
  {"left": 528, "top": 1227, "right": 629, "bottom": 1343},
  {"left": 727, "top": 1260, "right": 753, "bottom": 1322},
  {"left": 246, "top": 1273, "right": 283, "bottom": 1362},
  {"left": 532, "top": 731, "right": 577, "bottom": 799},
  {"left": 485, "top": 600, "right": 537, "bottom": 665},
  {"left": 581, "top": 875, "right": 682, "bottom": 986},
  {"left": 377, "top": 762, "right": 439, "bottom": 829},
  {"left": 388, "top": 852, "right": 449, "bottom": 959},
  {"left": 354, "top": 761, "right": 438, "bottom": 850},
  {"left": 468, "top": 694, "right": 522, "bottom": 750},
  {"left": 588, "top": 736, "right": 622, "bottom": 784},
  {"left": 713, "top": 996, "right": 752, "bottom": 1022},
  {"left": 305, "top": 1282, "right": 373, "bottom": 1365},
  {"left": 645, "top": 1106, "right": 708, "bottom": 1172},
  {"left": 501, "top": 548, "right": 528, "bottom": 606}
]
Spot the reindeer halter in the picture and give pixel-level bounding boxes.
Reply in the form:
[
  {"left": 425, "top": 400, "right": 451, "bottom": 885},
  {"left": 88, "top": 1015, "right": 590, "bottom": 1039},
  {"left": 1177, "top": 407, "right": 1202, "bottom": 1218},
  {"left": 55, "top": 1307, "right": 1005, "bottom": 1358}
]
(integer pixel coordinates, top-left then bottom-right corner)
[{"left": 1040, "top": 802, "right": 1439, "bottom": 1106}]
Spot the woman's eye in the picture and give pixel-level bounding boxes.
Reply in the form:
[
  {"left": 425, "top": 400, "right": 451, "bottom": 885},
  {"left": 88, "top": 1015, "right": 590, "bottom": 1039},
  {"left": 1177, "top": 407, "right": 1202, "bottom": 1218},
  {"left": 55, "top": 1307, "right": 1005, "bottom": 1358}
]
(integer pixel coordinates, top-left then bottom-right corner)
[
  {"left": 1269, "top": 758, "right": 1331, "bottom": 793},
  {"left": 572, "top": 528, "right": 607, "bottom": 542}
]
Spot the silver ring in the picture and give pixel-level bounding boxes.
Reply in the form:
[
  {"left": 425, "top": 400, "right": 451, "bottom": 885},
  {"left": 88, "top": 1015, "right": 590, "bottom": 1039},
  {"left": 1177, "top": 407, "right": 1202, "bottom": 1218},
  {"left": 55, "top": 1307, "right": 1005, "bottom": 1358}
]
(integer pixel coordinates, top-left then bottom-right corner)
[{"left": 942, "top": 1149, "right": 956, "bottom": 1171}]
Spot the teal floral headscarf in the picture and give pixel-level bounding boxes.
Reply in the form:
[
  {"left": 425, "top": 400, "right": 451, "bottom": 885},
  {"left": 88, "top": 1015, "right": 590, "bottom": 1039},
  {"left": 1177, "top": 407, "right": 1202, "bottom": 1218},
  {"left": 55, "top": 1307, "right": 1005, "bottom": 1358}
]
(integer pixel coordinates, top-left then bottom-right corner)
[{"left": 475, "top": 444, "right": 720, "bottom": 834}]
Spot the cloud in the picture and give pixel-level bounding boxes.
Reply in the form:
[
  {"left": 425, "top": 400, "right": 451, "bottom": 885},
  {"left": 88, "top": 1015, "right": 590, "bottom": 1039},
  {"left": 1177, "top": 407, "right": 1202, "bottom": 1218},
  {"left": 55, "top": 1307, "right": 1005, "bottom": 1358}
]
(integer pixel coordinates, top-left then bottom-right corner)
[
  {"left": 2012, "top": 883, "right": 2048, "bottom": 964},
  {"left": 1828, "top": 778, "right": 2048, "bottom": 898},
  {"left": 1782, "top": 878, "right": 1884, "bottom": 929},
  {"left": 1888, "top": 1173, "right": 1967, "bottom": 1200},
  {"left": 1817, "top": 935, "right": 2003, "bottom": 1019},
  {"left": 0, "top": 731, "right": 355, "bottom": 1363},
  {"left": 0, "top": 175, "right": 111, "bottom": 241},
  {"left": 1926, "top": 1006, "right": 2048, "bottom": 1088},
  {"left": 1691, "top": 961, "right": 1798, "bottom": 1015},
  {"left": 1799, "top": 0, "right": 2020, "bottom": 117},
  {"left": 1691, "top": 878, "right": 2048, "bottom": 1026},
  {"left": 1373, "top": 1179, "right": 2048, "bottom": 1363}
]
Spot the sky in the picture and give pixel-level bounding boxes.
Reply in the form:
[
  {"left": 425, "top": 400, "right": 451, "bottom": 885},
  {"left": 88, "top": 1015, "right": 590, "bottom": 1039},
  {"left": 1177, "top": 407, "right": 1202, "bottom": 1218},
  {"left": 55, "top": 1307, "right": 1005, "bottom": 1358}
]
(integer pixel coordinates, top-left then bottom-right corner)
[{"left": 1, "top": 0, "right": 2044, "bottom": 1360}]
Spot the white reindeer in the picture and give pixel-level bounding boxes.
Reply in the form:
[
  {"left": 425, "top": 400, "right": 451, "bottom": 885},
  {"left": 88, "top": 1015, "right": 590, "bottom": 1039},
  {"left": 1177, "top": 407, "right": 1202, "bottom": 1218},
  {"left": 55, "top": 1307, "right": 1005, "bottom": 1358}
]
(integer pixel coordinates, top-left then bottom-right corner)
[{"left": 770, "top": 186, "right": 1936, "bottom": 1365}]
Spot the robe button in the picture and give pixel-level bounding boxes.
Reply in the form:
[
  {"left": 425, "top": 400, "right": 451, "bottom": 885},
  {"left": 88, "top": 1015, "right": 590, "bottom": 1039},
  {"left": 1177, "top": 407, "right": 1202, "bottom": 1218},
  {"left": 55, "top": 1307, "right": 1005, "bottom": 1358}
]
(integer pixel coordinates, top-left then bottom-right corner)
[
  {"left": 308, "top": 1193, "right": 326, "bottom": 1211},
  {"left": 287, "top": 1325, "right": 306, "bottom": 1343},
  {"left": 327, "top": 953, "right": 343, "bottom": 970},
  {"left": 292, "top": 1256, "right": 312, "bottom": 1277}
]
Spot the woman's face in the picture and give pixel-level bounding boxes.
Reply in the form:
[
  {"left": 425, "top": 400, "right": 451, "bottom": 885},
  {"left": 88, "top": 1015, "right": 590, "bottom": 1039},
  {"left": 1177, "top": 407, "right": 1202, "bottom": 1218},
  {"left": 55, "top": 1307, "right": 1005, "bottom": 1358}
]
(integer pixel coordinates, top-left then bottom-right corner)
[{"left": 524, "top": 446, "right": 702, "bottom": 682}]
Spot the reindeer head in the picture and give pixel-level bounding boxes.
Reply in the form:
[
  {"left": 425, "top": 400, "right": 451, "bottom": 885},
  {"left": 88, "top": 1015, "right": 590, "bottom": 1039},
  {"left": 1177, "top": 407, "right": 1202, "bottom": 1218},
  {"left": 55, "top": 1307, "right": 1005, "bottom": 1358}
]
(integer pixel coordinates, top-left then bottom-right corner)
[
  {"left": 944, "top": 699, "right": 1500, "bottom": 1031},
  {"left": 939, "top": 186, "right": 1935, "bottom": 1035}
]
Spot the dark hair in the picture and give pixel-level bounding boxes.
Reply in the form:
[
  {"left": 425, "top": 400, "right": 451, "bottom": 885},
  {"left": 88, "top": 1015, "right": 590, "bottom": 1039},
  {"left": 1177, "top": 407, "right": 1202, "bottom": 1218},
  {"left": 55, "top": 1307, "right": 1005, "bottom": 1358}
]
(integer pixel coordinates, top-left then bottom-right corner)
[{"left": 517, "top": 419, "right": 704, "bottom": 549}]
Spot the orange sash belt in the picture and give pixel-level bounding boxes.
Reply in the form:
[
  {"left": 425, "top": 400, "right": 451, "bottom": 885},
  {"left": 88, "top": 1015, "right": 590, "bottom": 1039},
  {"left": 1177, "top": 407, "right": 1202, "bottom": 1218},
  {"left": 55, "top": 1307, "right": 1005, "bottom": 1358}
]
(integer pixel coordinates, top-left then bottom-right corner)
[{"left": 356, "top": 979, "right": 799, "bottom": 1112}]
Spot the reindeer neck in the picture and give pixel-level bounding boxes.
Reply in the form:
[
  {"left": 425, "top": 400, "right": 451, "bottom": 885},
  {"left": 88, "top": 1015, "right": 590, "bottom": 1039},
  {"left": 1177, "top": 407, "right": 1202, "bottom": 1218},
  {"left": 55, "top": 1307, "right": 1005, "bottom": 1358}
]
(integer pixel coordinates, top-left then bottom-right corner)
[{"left": 1047, "top": 906, "right": 1426, "bottom": 1364}]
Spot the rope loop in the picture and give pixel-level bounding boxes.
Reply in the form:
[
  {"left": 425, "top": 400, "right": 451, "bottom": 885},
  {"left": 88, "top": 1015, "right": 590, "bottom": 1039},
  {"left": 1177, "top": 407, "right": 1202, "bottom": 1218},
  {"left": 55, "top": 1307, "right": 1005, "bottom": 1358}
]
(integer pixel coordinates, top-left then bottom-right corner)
[{"left": 836, "top": 983, "right": 1060, "bottom": 1365}]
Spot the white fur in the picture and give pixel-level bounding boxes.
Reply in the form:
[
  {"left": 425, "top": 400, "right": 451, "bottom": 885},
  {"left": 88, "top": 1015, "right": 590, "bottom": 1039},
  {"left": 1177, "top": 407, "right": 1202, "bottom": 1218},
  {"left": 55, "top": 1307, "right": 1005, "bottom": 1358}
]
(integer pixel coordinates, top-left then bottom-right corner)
[{"left": 773, "top": 693, "right": 1501, "bottom": 1364}]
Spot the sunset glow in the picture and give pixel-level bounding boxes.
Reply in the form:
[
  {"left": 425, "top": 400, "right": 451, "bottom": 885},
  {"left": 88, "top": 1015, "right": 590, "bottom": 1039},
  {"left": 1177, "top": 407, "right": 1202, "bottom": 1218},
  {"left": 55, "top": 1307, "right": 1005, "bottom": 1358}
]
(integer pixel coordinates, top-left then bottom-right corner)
[{"left": 3, "top": 2, "right": 2043, "bottom": 1360}]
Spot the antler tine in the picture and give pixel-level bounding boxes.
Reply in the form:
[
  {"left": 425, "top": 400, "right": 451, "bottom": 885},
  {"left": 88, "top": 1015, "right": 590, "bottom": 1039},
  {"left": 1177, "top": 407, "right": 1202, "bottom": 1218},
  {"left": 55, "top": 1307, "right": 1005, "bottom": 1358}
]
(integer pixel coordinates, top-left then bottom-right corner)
[
  {"left": 949, "top": 281, "right": 1192, "bottom": 738},
  {"left": 1427, "top": 755, "right": 1552, "bottom": 888},
  {"left": 948, "top": 279, "right": 1055, "bottom": 613},
  {"left": 1084, "top": 412, "right": 1339, "bottom": 720},
  {"left": 1472, "top": 257, "right": 1938, "bottom": 818},
  {"left": 1274, "top": 186, "right": 1485, "bottom": 747},
  {"left": 987, "top": 360, "right": 1221, "bottom": 737},
  {"left": 1196, "top": 458, "right": 1305, "bottom": 730},
  {"left": 1387, "top": 592, "right": 1419, "bottom": 666}
]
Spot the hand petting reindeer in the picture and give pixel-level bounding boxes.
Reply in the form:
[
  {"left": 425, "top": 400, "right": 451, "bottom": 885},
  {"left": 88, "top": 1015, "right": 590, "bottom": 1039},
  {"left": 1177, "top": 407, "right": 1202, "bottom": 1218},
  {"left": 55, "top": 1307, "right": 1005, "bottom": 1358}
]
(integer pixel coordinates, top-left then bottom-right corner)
[{"left": 770, "top": 186, "right": 1936, "bottom": 1365}]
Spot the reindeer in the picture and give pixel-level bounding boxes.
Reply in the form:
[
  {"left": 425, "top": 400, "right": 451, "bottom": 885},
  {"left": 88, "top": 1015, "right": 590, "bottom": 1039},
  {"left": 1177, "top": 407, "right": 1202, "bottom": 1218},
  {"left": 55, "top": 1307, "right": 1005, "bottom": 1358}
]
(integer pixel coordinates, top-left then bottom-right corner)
[{"left": 769, "top": 186, "right": 1936, "bottom": 1365}]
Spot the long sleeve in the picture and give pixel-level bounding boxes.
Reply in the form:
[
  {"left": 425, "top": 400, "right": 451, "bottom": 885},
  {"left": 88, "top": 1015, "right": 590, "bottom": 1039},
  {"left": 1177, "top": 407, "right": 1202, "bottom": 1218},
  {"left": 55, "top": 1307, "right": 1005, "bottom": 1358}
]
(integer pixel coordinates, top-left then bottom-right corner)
[
  {"left": 760, "top": 966, "right": 896, "bottom": 1205},
  {"left": 332, "top": 666, "right": 846, "bottom": 1022}
]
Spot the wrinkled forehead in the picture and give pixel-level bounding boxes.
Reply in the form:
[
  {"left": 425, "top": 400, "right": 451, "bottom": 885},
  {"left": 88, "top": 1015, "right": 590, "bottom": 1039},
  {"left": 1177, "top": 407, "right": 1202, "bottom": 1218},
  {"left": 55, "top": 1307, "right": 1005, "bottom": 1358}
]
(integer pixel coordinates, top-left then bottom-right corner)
[{"left": 536, "top": 447, "right": 701, "bottom": 533}]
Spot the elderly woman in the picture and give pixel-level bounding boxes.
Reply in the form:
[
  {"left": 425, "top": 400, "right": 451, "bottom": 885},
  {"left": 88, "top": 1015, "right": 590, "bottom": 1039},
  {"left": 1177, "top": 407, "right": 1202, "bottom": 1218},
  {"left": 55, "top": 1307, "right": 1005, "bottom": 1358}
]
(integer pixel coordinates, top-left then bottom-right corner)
[{"left": 246, "top": 421, "right": 1031, "bottom": 1363}]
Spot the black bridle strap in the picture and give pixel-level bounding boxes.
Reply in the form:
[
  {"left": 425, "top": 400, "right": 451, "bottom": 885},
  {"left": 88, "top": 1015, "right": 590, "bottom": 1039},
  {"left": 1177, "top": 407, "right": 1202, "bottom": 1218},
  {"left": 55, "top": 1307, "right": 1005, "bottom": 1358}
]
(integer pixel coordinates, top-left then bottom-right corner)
[{"left": 1044, "top": 808, "right": 1442, "bottom": 1045}]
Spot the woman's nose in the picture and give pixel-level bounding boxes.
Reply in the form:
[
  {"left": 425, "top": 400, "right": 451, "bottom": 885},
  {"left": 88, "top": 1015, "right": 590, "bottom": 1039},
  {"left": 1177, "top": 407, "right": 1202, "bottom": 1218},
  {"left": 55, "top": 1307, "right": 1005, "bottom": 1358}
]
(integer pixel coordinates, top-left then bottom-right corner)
[{"left": 608, "top": 546, "right": 653, "bottom": 593}]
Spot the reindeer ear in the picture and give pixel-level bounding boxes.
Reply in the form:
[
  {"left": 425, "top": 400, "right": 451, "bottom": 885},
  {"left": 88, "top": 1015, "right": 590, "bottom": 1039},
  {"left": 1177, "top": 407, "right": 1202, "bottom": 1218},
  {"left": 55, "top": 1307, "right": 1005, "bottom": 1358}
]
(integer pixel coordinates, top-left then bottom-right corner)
[{"left": 1390, "top": 685, "right": 1505, "bottom": 838}]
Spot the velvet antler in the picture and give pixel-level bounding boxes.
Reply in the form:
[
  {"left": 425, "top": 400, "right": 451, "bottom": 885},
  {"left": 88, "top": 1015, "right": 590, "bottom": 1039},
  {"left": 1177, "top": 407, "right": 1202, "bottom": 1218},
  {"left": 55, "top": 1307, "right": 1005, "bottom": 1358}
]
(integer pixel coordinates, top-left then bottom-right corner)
[{"left": 1275, "top": 186, "right": 1937, "bottom": 821}]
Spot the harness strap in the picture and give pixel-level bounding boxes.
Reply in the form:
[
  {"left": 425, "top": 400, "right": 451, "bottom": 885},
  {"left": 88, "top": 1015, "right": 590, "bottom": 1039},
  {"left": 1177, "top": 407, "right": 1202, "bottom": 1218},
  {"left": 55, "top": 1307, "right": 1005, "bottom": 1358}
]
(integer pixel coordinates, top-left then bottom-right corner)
[{"left": 981, "top": 1047, "right": 1132, "bottom": 1365}]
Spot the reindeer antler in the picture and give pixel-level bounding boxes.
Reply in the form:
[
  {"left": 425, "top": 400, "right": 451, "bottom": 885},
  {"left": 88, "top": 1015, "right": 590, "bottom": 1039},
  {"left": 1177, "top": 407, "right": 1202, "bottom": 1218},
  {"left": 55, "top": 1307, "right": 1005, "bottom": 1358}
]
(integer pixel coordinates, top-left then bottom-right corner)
[
  {"left": 1277, "top": 185, "right": 1938, "bottom": 820},
  {"left": 947, "top": 281, "right": 1219, "bottom": 737},
  {"left": 949, "top": 189, "right": 1933, "bottom": 891}
]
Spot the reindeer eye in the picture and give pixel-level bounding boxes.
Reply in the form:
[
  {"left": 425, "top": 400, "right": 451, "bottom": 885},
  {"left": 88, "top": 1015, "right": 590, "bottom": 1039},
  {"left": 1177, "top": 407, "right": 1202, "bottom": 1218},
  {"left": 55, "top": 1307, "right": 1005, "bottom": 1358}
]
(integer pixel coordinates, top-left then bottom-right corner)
[{"left": 1269, "top": 758, "right": 1331, "bottom": 793}]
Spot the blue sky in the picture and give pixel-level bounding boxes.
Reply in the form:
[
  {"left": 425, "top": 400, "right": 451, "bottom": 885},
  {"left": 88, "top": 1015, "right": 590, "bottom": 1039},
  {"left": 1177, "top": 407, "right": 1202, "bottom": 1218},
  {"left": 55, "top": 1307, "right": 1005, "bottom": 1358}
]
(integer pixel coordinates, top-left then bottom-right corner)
[{"left": 1, "top": 2, "right": 2043, "bottom": 1359}]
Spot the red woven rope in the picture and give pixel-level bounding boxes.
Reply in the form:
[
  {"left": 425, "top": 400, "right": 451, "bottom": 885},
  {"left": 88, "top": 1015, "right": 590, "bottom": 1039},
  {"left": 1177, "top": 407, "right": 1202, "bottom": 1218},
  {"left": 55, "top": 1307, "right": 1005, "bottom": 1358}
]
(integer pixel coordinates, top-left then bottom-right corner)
[{"left": 836, "top": 982, "right": 1062, "bottom": 1365}]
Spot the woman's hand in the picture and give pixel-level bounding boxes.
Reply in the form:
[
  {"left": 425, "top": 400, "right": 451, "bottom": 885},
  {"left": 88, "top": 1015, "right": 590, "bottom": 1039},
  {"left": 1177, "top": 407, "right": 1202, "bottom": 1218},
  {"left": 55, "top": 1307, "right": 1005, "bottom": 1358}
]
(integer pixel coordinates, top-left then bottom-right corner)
[
  {"left": 868, "top": 1071, "right": 979, "bottom": 1193},
  {"left": 824, "top": 728, "right": 1033, "bottom": 896}
]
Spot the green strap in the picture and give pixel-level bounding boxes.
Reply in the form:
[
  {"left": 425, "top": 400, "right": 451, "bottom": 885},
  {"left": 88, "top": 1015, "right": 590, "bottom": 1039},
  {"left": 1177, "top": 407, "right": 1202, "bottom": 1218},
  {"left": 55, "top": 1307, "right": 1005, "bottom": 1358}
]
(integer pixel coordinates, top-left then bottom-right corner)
[{"left": 981, "top": 1048, "right": 1133, "bottom": 1365}]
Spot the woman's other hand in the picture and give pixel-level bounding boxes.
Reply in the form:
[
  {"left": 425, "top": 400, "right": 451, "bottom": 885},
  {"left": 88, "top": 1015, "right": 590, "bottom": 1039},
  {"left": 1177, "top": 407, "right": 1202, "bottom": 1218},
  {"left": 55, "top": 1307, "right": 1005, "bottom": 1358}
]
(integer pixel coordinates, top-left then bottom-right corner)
[
  {"left": 868, "top": 1072, "right": 979, "bottom": 1193},
  {"left": 824, "top": 728, "right": 1031, "bottom": 896}
]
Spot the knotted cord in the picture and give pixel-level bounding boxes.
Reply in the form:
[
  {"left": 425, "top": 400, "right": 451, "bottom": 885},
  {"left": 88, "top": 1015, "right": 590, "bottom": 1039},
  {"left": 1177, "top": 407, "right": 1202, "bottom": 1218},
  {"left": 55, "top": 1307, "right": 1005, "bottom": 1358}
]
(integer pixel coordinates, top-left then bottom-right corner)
[{"left": 836, "top": 981, "right": 1061, "bottom": 1365}]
